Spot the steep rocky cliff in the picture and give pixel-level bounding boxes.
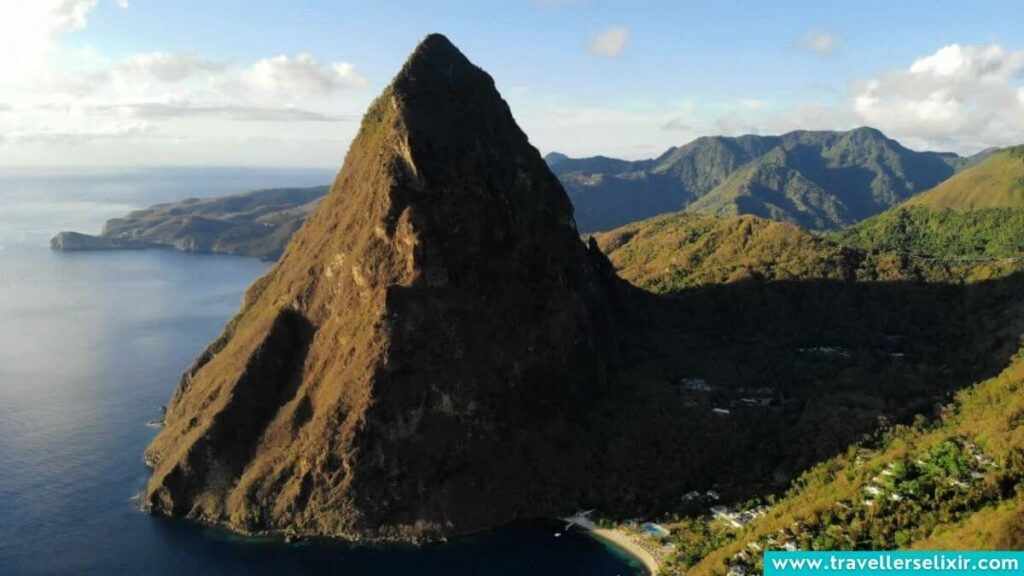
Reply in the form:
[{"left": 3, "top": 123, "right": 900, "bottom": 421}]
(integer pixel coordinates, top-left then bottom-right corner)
[{"left": 144, "top": 34, "right": 620, "bottom": 541}]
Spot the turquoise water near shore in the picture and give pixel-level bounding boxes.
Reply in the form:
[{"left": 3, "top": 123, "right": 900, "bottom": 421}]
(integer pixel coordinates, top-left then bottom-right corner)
[{"left": 0, "top": 168, "right": 642, "bottom": 575}]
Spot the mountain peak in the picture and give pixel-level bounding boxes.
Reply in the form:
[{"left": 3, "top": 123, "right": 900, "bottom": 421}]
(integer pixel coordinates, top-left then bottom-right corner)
[
  {"left": 404, "top": 33, "right": 464, "bottom": 67},
  {"left": 143, "top": 34, "right": 618, "bottom": 543},
  {"left": 391, "top": 33, "right": 491, "bottom": 106}
]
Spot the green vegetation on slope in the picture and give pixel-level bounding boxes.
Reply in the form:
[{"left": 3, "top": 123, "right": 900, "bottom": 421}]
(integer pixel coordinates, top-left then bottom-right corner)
[
  {"left": 592, "top": 212, "right": 850, "bottom": 291},
  {"left": 592, "top": 211, "right": 1021, "bottom": 294},
  {"left": 834, "top": 147, "right": 1024, "bottom": 259},
  {"left": 674, "top": 345, "right": 1024, "bottom": 576},
  {"left": 834, "top": 206, "right": 1024, "bottom": 259},
  {"left": 906, "top": 146, "right": 1024, "bottom": 210}
]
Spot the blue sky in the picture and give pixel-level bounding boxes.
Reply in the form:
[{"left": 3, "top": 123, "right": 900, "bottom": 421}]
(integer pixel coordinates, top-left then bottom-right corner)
[{"left": 2, "top": 0, "right": 1023, "bottom": 166}]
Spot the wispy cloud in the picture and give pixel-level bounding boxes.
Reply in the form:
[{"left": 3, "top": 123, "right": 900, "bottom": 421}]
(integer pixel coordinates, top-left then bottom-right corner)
[
  {"left": 797, "top": 28, "right": 840, "bottom": 56},
  {"left": 661, "top": 118, "right": 692, "bottom": 131},
  {"left": 0, "top": 122, "right": 153, "bottom": 144},
  {"left": 117, "top": 52, "right": 225, "bottom": 83},
  {"left": 242, "top": 54, "right": 367, "bottom": 96},
  {"left": 90, "top": 102, "right": 350, "bottom": 122},
  {"left": 587, "top": 26, "right": 630, "bottom": 58}
]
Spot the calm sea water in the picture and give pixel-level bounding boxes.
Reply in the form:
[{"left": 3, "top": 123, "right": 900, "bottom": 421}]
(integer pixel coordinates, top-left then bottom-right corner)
[{"left": 0, "top": 169, "right": 642, "bottom": 575}]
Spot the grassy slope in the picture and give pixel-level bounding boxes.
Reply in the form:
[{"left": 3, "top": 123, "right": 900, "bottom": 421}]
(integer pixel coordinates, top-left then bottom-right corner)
[
  {"left": 835, "top": 147, "right": 1024, "bottom": 259},
  {"left": 906, "top": 146, "right": 1024, "bottom": 210}
]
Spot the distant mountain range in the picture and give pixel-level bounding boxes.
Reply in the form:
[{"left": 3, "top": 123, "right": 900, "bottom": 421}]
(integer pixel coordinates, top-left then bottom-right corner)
[
  {"left": 593, "top": 145, "right": 1024, "bottom": 293},
  {"left": 50, "top": 129, "right": 1008, "bottom": 262},
  {"left": 51, "top": 185, "right": 327, "bottom": 260},
  {"left": 549, "top": 128, "right": 992, "bottom": 232}
]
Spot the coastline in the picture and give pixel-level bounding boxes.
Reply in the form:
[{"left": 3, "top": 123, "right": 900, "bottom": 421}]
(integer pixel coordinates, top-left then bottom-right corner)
[{"left": 589, "top": 528, "right": 660, "bottom": 576}]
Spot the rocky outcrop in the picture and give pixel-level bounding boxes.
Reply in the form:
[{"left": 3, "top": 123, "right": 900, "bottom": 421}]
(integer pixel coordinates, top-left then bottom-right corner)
[{"left": 144, "top": 34, "right": 621, "bottom": 542}]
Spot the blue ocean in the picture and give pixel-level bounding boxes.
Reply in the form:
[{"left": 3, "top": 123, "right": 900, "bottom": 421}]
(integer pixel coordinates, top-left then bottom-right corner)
[{"left": 0, "top": 168, "right": 642, "bottom": 575}]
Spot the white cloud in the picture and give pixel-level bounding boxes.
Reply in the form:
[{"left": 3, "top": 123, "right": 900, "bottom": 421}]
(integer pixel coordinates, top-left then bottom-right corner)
[
  {"left": 115, "top": 0, "right": 129, "bottom": 7},
  {"left": 0, "top": 0, "right": 99, "bottom": 79},
  {"left": 117, "top": 52, "right": 224, "bottom": 83},
  {"left": 587, "top": 26, "right": 630, "bottom": 58},
  {"left": 851, "top": 43, "right": 1024, "bottom": 151},
  {"left": 0, "top": 121, "right": 152, "bottom": 144},
  {"left": 242, "top": 54, "right": 366, "bottom": 96},
  {"left": 797, "top": 29, "right": 839, "bottom": 56},
  {"left": 17, "top": 52, "right": 225, "bottom": 99}
]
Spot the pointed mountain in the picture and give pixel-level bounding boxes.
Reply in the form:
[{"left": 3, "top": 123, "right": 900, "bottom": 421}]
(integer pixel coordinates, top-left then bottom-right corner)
[{"left": 143, "top": 33, "right": 620, "bottom": 541}]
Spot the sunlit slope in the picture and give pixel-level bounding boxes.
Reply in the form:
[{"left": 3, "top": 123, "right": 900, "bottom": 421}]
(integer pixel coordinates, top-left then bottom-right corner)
[{"left": 906, "top": 146, "right": 1024, "bottom": 210}]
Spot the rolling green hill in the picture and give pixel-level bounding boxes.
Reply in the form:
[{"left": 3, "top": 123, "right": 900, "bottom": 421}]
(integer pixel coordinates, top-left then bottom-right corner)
[
  {"left": 905, "top": 146, "right": 1024, "bottom": 210},
  {"left": 835, "top": 147, "right": 1024, "bottom": 259},
  {"left": 833, "top": 206, "right": 1024, "bottom": 259},
  {"left": 550, "top": 128, "right": 964, "bottom": 233}
]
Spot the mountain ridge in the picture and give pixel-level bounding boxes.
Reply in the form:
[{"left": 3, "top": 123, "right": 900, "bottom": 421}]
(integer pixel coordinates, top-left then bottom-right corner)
[{"left": 550, "top": 128, "right": 968, "bottom": 232}]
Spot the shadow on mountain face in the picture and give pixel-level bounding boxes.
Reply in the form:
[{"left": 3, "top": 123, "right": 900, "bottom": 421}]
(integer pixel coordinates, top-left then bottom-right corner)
[{"left": 587, "top": 271, "right": 1024, "bottom": 516}]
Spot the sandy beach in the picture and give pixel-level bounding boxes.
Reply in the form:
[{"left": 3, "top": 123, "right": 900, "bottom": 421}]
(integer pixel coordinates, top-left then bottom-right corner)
[{"left": 590, "top": 528, "right": 660, "bottom": 575}]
